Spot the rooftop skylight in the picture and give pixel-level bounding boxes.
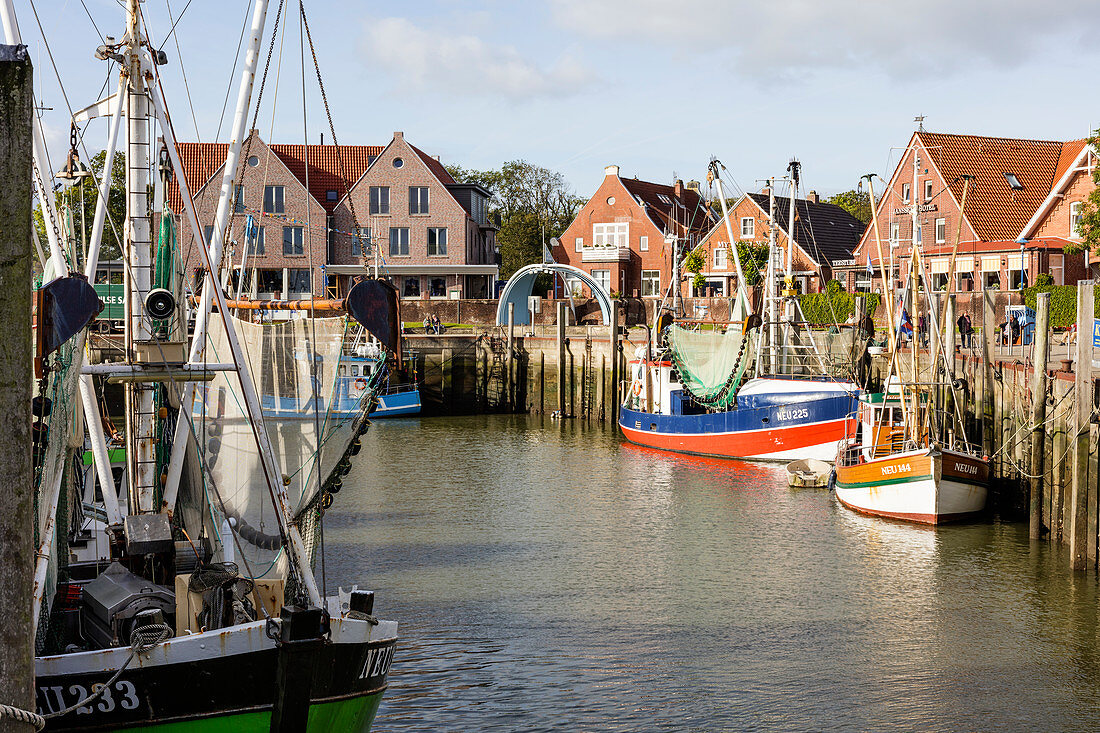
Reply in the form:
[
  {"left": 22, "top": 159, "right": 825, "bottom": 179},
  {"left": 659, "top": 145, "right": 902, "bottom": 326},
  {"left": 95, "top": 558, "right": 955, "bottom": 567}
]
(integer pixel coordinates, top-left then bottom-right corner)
[{"left": 1004, "top": 172, "right": 1023, "bottom": 190}]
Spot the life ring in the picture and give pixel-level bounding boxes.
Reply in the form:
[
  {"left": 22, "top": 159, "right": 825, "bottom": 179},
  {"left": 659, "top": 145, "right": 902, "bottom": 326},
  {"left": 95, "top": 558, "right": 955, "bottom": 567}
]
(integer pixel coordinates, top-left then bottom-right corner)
[
  {"left": 632, "top": 382, "right": 642, "bottom": 397},
  {"left": 354, "top": 377, "right": 367, "bottom": 390}
]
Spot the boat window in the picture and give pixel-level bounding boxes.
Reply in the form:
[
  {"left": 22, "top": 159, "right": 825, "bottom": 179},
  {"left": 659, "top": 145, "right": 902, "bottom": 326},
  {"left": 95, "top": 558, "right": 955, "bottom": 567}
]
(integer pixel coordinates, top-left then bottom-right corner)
[
  {"left": 892, "top": 408, "right": 903, "bottom": 424},
  {"left": 95, "top": 269, "right": 109, "bottom": 284},
  {"left": 338, "top": 365, "right": 346, "bottom": 376},
  {"left": 110, "top": 272, "right": 123, "bottom": 285},
  {"left": 351, "top": 365, "right": 359, "bottom": 377}
]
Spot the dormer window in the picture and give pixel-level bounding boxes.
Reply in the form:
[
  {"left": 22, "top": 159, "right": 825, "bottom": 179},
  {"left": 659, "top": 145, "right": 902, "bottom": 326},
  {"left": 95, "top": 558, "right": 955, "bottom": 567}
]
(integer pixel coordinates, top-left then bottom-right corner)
[
  {"left": 326, "top": 190, "right": 338, "bottom": 202},
  {"left": 657, "top": 194, "right": 672, "bottom": 205},
  {"left": 1004, "top": 173, "right": 1023, "bottom": 190}
]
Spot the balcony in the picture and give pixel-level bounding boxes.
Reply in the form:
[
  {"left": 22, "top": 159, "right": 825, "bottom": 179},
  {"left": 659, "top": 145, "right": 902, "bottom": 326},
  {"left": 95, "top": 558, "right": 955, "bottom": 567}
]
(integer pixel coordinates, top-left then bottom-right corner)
[{"left": 580, "top": 245, "right": 633, "bottom": 263}]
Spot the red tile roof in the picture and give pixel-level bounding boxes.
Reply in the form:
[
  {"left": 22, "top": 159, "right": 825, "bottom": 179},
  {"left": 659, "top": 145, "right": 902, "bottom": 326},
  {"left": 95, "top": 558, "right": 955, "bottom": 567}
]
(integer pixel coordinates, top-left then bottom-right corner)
[
  {"left": 919, "top": 237, "right": 1074, "bottom": 256},
  {"left": 167, "top": 139, "right": 385, "bottom": 215},
  {"left": 269, "top": 143, "right": 383, "bottom": 212},
  {"left": 411, "top": 144, "right": 455, "bottom": 185},
  {"left": 919, "top": 132, "right": 1084, "bottom": 242},
  {"left": 619, "top": 177, "right": 713, "bottom": 238}
]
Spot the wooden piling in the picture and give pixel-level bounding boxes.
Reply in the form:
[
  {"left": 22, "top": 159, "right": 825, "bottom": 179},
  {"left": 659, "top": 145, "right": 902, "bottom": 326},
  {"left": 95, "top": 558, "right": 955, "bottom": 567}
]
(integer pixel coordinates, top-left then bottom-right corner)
[
  {"left": 1070, "top": 280, "right": 1093, "bottom": 570},
  {"left": 0, "top": 43, "right": 34, "bottom": 727},
  {"left": 506, "top": 302, "right": 515, "bottom": 410},
  {"left": 1029, "top": 291, "right": 1050, "bottom": 539},
  {"left": 609, "top": 303, "right": 620, "bottom": 422},
  {"left": 538, "top": 352, "right": 545, "bottom": 414},
  {"left": 599, "top": 353, "right": 606, "bottom": 422},
  {"left": 945, "top": 294, "right": 956, "bottom": 380},
  {"left": 557, "top": 302, "right": 566, "bottom": 415},
  {"left": 981, "top": 288, "right": 996, "bottom": 457}
]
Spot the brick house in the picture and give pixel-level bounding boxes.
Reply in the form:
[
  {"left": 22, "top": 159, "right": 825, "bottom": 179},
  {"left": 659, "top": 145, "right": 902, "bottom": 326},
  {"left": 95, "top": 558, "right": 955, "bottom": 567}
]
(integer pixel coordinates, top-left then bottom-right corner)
[
  {"left": 551, "top": 165, "right": 715, "bottom": 299},
  {"left": 695, "top": 189, "right": 865, "bottom": 295},
  {"left": 843, "top": 130, "right": 1090, "bottom": 298},
  {"left": 329, "top": 131, "right": 497, "bottom": 300},
  {"left": 170, "top": 130, "right": 497, "bottom": 301}
]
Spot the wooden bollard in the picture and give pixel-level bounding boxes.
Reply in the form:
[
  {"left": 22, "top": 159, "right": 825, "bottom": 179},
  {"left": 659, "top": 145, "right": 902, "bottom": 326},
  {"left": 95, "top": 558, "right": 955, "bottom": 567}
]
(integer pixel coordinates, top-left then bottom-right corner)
[
  {"left": 557, "top": 302, "right": 566, "bottom": 415},
  {"left": 1029, "top": 293, "right": 1050, "bottom": 539},
  {"left": 1070, "top": 280, "right": 1094, "bottom": 570}
]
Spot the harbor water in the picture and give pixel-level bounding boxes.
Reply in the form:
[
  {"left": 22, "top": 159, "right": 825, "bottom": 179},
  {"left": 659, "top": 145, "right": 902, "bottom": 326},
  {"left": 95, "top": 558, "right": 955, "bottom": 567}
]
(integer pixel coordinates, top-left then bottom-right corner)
[{"left": 327, "top": 415, "right": 1100, "bottom": 732}]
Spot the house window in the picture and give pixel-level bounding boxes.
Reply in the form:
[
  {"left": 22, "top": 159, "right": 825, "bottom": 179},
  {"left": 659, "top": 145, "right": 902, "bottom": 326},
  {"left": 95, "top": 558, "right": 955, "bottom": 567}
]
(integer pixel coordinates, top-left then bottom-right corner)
[
  {"left": 1070, "top": 201, "right": 1084, "bottom": 238},
  {"left": 352, "top": 227, "right": 371, "bottom": 256},
  {"left": 233, "top": 184, "right": 245, "bottom": 213},
  {"left": 409, "top": 187, "right": 429, "bottom": 215},
  {"left": 901, "top": 183, "right": 910, "bottom": 203},
  {"left": 1051, "top": 253, "right": 1064, "bottom": 286},
  {"left": 641, "top": 270, "right": 660, "bottom": 297},
  {"left": 282, "top": 226, "right": 304, "bottom": 255},
  {"left": 935, "top": 218, "right": 946, "bottom": 244},
  {"left": 640, "top": 235, "right": 648, "bottom": 252},
  {"left": 740, "top": 217, "right": 755, "bottom": 239},
  {"left": 1007, "top": 254, "right": 1025, "bottom": 290},
  {"left": 924, "top": 180, "right": 934, "bottom": 202},
  {"left": 957, "top": 271, "right": 975, "bottom": 292},
  {"left": 565, "top": 277, "right": 583, "bottom": 297},
  {"left": 713, "top": 246, "right": 727, "bottom": 269},
  {"left": 389, "top": 227, "right": 410, "bottom": 256},
  {"left": 657, "top": 194, "right": 672, "bottom": 205},
  {"left": 248, "top": 226, "right": 265, "bottom": 255},
  {"left": 430, "top": 277, "right": 447, "bottom": 297},
  {"left": 574, "top": 237, "right": 583, "bottom": 252},
  {"left": 981, "top": 256, "right": 1001, "bottom": 289},
  {"left": 427, "top": 227, "right": 447, "bottom": 256},
  {"left": 593, "top": 222, "right": 628, "bottom": 247},
  {"left": 287, "top": 268, "right": 311, "bottom": 295},
  {"left": 592, "top": 269, "right": 611, "bottom": 293},
  {"left": 402, "top": 276, "right": 420, "bottom": 297},
  {"left": 203, "top": 225, "right": 214, "bottom": 245},
  {"left": 889, "top": 222, "right": 900, "bottom": 244},
  {"left": 370, "top": 186, "right": 390, "bottom": 215},
  {"left": 257, "top": 269, "right": 282, "bottom": 295},
  {"left": 263, "top": 185, "right": 285, "bottom": 214},
  {"left": 326, "top": 189, "right": 338, "bottom": 202}
]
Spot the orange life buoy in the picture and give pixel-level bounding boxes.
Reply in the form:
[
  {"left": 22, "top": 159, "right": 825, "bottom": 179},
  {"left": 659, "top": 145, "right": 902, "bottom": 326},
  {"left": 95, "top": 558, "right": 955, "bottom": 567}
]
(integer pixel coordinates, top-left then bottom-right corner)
[
  {"left": 632, "top": 382, "right": 642, "bottom": 397},
  {"left": 354, "top": 377, "right": 367, "bottom": 390}
]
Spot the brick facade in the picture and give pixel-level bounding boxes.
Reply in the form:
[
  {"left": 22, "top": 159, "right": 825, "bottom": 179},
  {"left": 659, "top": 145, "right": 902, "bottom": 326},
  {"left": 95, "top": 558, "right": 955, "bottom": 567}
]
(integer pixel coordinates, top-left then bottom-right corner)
[{"left": 552, "top": 166, "right": 711, "bottom": 300}]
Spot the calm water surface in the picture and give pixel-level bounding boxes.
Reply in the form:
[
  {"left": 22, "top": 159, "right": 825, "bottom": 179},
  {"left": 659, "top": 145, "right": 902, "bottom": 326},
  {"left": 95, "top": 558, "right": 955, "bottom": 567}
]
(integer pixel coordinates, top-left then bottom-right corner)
[{"left": 325, "top": 415, "right": 1100, "bottom": 732}]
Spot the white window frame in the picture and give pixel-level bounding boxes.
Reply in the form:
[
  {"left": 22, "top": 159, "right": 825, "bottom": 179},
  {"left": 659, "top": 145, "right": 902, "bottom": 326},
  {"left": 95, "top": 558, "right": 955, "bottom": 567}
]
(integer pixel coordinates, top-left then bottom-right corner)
[
  {"left": 370, "top": 186, "right": 390, "bottom": 215},
  {"left": 713, "top": 246, "right": 727, "bottom": 270},
  {"left": 1070, "top": 201, "right": 1084, "bottom": 238},
  {"left": 935, "top": 218, "right": 946, "bottom": 244},
  {"left": 574, "top": 237, "right": 583, "bottom": 252},
  {"left": 641, "top": 270, "right": 660, "bottom": 297},
  {"left": 591, "top": 269, "right": 611, "bottom": 294},
  {"left": 901, "top": 183, "right": 910, "bottom": 203},
  {"left": 1051, "top": 253, "right": 1064, "bottom": 286},
  {"left": 924, "top": 180, "right": 934, "bottom": 202},
  {"left": 889, "top": 222, "right": 900, "bottom": 244},
  {"left": 640, "top": 235, "right": 648, "bottom": 252},
  {"left": 427, "top": 227, "right": 448, "bottom": 256},
  {"left": 740, "top": 217, "right": 755, "bottom": 239},
  {"left": 263, "top": 185, "right": 285, "bottom": 214},
  {"left": 409, "top": 186, "right": 430, "bottom": 215},
  {"left": 282, "top": 226, "right": 304, "bottom": 256},
  {"left": 389, "top": 227, "right": 410, "bottom": 257},
  {"left": 593, "top": 222, "right": 629, "bottom": 248}
]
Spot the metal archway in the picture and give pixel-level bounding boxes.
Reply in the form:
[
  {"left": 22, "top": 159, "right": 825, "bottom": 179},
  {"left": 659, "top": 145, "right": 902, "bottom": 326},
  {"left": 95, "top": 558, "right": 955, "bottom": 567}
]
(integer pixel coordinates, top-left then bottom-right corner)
[{"left": 495, "top": 263, "right": 613, "bottom": 326}]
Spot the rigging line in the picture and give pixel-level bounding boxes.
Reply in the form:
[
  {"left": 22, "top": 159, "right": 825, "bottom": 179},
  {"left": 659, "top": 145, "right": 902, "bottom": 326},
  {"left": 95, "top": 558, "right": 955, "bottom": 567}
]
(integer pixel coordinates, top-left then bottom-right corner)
[
  {"left": 78, "top": 0, "right": 105, "bottom": 43},
  {"left": 300, "top": 0, "right": 327, "bottom": 605},
  {"left": 164, "top": 0, "right": 201, "bottom": 142},
  {"left": 213, "top": 0, "right": 254, "bottom": 144}
]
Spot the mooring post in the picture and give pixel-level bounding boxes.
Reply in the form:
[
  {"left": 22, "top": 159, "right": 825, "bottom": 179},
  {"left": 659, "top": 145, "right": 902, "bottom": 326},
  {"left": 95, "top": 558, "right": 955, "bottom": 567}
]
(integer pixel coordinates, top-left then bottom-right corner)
[
  {"left": 538, "top": 351, "right": 545, "bottom": 415},
  {"left": 945, "top": 294, "right": 957, "bottom": 380},
  {"left": 599, "top": 353, "right": 606, "bottom": 422},
  {"left": 557, "top": 301, "right": 566, "bottom": 415},
  {"left": 270, "top": 605, "right": 325, "bottom": 732},
  {"left": 609, "top": 303, "right": 620, "bottom": 421},
  {"left": 0, "top": 43, "right": 34, "bottom": 731},
  {"left": 506, "top": 302, "right": 515, "bottom": 411},
  {"left": 1070, "top": 280, "right": 1094, "bottom": 570},
  {"left": 1029, "top": 291, "right": 1051, "bottom": 539},
  {"left": 981, "top": 288, "right": 996, "bottom": 458}
]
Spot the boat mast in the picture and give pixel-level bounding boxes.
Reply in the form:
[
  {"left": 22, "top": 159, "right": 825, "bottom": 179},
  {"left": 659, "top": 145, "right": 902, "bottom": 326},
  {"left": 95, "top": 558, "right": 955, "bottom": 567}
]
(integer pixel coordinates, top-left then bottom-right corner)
[
  {"left": 909, "top": 144, "right": 921, "bottom": 443},
  {"left": 122, "top": 0, "right": 158, "bottom": 513},
  {"left": 783, "top": 159, "right": 799, "bottom": 373}
]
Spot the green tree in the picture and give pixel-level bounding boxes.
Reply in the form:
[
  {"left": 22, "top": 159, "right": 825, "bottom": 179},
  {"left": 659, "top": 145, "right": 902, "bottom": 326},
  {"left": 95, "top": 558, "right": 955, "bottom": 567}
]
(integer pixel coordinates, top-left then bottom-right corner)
[
  {"left": 1070, "top": 129, "right": 1100, "bottom": 255},
  {"left": 825, "top": 189, "right": 871, "bottom": 223},
  {"left": 35, "top": 150, "right": 126, "bottom": 265},
  {"left": 735, "top": 242, "right": 770, "bottom": 286},
  {"left": 448, "top": 159, "right": 585, "bottom": 278}
]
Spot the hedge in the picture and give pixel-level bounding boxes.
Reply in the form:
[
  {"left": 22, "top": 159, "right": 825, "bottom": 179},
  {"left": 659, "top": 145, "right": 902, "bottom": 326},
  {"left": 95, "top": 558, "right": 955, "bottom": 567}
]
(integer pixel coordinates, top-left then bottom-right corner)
[
  {"left": 1021, "top": 284, "right": 1100, "bottom": 329},
  {"left": 798, "top": 289, "right": 881, "bottom": 325}
]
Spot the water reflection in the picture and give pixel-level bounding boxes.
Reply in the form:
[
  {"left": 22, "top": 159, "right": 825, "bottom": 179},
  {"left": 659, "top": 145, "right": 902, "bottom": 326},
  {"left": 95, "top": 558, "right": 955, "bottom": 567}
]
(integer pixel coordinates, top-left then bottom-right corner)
[{"left": 325, "top": 415, "right": 1100, "bottom": 732}]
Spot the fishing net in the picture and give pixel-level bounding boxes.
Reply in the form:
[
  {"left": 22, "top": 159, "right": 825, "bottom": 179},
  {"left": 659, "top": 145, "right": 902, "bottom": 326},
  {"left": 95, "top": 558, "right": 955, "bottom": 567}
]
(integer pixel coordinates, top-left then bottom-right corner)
[
  {"left": 665, "top": 323, "right": 755, "bottom": 408},
  {"left": 196, "top": 314, "right": 361, "bottom": 577}
]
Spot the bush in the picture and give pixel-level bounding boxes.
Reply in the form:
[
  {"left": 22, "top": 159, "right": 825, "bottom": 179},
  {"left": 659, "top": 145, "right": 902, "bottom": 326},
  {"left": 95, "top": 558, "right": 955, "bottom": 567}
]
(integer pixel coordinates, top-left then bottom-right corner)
[
  {"left": 1034, "top": 273, "right": 1054, "bottom": 287},
  {"left": 798, "top": 288, "right": 881, "bottom": 325},
  {"left": 1021, "top": 284, "right": 1100, "bottom": 328}
]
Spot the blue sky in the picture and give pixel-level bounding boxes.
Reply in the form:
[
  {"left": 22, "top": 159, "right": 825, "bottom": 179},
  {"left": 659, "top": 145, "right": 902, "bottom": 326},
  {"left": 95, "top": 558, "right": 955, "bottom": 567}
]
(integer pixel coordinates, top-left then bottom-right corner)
[{"left": 24, "top": 0, "right": 1100, "bottom": 202}]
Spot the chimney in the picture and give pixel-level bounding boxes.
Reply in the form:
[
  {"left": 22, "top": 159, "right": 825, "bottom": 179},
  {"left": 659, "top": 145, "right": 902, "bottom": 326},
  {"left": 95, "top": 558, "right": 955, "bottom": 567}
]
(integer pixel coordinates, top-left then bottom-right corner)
[
  {"left": 604, "top": 165, "right": 620, "bottom": 177},
  {"left": 685, "top": 180, "right": 701, "bottom": 192},
  {"left": 674, "top": 179, "right": 683, "bottom": 199},
  {"left": 394, "top": 131, "right": 404, "bottom": 140},
  {"left": 806, "top": 190, "right": 819, "bottom": 204}
]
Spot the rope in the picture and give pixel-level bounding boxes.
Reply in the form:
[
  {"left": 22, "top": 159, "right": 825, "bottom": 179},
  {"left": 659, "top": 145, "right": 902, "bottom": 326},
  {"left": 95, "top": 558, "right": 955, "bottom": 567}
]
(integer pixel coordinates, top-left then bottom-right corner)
[
  {"left": 37, "top": 622, "right": 171, "bottom": 723},
  {"left": 0, "top": 704, "right": 45, "bottom": 731}
]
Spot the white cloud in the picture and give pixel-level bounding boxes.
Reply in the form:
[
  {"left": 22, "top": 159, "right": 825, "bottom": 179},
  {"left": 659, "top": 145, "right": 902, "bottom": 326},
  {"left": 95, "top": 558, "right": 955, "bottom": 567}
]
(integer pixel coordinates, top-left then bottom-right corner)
[
  {"left": 360, "top": 17, "right": 594, "bottom": 100},
  {"left": 548, "top": 0, "right": 1100, "bottom": 80}
]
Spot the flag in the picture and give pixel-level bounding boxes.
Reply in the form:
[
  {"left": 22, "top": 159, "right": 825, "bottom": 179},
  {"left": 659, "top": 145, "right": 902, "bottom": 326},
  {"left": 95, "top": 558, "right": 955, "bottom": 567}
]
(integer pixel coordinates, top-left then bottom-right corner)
[{"left": 898, "top": 308, "right": 913, "bottom": 338}]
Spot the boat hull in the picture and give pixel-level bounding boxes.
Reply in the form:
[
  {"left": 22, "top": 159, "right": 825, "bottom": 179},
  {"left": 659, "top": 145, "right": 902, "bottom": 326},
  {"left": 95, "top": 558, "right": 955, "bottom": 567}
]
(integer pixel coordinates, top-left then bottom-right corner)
[
  {"left": 619, "top": 387, "right": 857, "bottom": 461},
  {"left": 834, "top": 448, "right": 989, "bottom": 524},
  {"left": 36, "top": 616, "right": 397, "bottom": 732},
  {"left": 368, "top": 389, "right": 421, "bottom": 418}
]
